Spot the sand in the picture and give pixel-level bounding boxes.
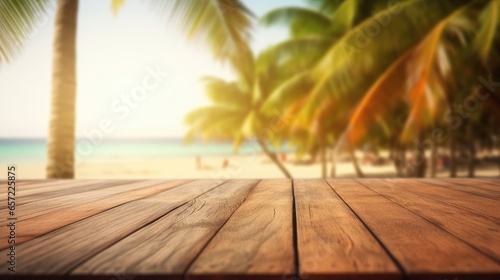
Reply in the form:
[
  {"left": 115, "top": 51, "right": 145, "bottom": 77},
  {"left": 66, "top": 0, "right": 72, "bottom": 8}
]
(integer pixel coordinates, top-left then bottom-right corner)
[{"left": 7, "top": 153, "right": 499, "bottom": 179}]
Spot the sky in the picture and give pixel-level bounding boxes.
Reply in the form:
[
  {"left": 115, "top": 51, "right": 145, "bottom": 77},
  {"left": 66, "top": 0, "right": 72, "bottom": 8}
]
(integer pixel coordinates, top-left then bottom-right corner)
[{"left": 0, "top": 0, "right": 305, "bottom": 139}]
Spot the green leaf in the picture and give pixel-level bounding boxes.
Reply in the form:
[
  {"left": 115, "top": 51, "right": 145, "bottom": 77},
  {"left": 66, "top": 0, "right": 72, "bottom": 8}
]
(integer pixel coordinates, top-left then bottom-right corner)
[{"left": 0, "top": 0, "right": 52, "bottom": 63}]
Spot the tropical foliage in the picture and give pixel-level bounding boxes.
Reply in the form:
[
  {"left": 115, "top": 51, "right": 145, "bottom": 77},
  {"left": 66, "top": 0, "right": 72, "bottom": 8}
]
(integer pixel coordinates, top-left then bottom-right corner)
[
  {"left": 0, "top": 0, "right": 52, "bottom": 63},
  {"left": 2, "top": 0, "right": 498, "bottom": 178},
  {"left": 187, "top": 0, "right": 500, "bottom": 178},
  {"left": 183, "top": 40, "right": 294, "bottom": 178}
]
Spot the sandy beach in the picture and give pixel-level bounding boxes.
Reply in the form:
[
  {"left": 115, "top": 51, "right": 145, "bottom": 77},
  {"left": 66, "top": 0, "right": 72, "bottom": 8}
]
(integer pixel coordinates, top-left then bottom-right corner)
[{"left": 9, "top": 152, "right": 499, "bottom": 179}]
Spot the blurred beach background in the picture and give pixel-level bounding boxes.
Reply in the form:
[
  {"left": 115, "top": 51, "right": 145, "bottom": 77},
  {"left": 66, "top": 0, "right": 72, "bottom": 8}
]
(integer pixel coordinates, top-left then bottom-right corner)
[
  {"left": 1, "top": 138, "right": 497, "bottom": 179},
  {"left": 1, "top": 0, "right": 499, "bottom": 179}
]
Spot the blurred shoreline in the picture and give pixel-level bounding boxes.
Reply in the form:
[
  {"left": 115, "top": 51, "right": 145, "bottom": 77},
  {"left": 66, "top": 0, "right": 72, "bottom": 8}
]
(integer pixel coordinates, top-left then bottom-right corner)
[{"left": 7, "top": 152, "right": 499, "bottom": 179}]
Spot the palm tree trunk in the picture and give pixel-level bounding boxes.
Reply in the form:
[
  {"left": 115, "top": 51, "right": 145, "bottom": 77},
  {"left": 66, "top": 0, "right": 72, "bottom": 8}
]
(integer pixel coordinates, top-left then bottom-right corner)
[
  {"left": 309, "top": 145, "right": 318, "bottom": 163},
  {"left": 430, "top": 142, "right": 437, "bottom": 178},
  {"left": 394, "top": 146, "right": 406, "bottom": 177},
  {"left": 389, "top": 136, "right": 396, "bottom": 161},
  {"left": 46, "top": 0, "right": 78, "bottom": 179},
  {"left": 256, "top": 138, "right": 293, "bottom": 179},
  {"left": 449, "top": 127, "right": 457, "bottom": 178},
  {"left": 414, "top": 134, "right": 427, "bottom": 178},
  {"left": 320, "top": 139, "right": 327, "bottom": 178},
  {"left": 467, "top": 122, "right": 476, "bottom": 178},
  {"left": 467, "top": 142, "right": 476, "bottom": 177},
  {"left": 498, "top": 126, "right": 500, "bottom": 177},
  {"left": 329, "top": 148, "right": 336, "bottom": 178},
  {"left": 443, "top": 86, "right": 458, "bottom": 178},
  {"left": 349, "top": 144, "right": 364, "bottom": 177}
]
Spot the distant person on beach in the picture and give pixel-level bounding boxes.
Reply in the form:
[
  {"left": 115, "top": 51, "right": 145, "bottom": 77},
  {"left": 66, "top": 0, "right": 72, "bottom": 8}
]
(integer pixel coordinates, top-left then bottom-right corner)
[
  {"left": 222, "top": 158, "right": 229, "bottom": 168},
  {"left": 196, "top": 155, "right": 201, "bottom": 170}
]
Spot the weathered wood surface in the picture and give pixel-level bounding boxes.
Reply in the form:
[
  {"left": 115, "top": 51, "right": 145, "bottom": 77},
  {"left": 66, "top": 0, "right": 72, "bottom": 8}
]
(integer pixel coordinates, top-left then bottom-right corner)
[
  {"left": 0, "top": 179, "right": 498, "bottom": 280},
  {"left": 187, "top": 179, "right": 295, "bottom": 279},
  {"left": 294, "top": 179, "right": 400, "bottom": 280},
  {"left": 0, "top": 180, "right": 189, "bottom": 248}
]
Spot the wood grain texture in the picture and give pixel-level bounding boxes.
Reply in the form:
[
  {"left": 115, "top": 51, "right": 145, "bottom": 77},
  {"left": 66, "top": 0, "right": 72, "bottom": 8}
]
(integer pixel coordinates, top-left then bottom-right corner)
[
  {"left": 358, "top": 179, "right": 500, "bottom": 262},
  {"left": 0, "top": 179, "right": 498, "bottom": 280},
  {"left": 438, "top": 179, "right": 500, "bottom": 197},
  {"left": 5, "top": 179, "right": 78, "bottom": 190},
  {"left": 388, "top": 179, "right": 500, "bottom": 221},
  {"left": 0, "top": 179, "right": 225, "bottom": 275},
  {"left": 0, "top": 179, "right": 53, "bottom": 189},
  {"left": 0, "top": 179, "right": 169, "bottom": 225},
  {"left": 478, "top": 178, "right": 500, "bottom": 185},
  {"left": 0, "top": 180, "right": 76, "bottom": 196},
  {"left": 18, "top": 180, "right": 87, "bottom": 189},
  {"left": 294, "top": 179, "right": 400, "bottom": 280},
  {"left": 0, "top": 180, "right": 188, "bottom": 249},
  {"left": 70, "top": 179, "right": 259, "bottom": 278},
  {"left": 457, "top": 178, "right": 500, "bottom": 186},
  {"left": 187, "top": 179, "right": 295, "bottom": 280},
  {"left": 419, "top": 179, "right": 500, "bottom": 199},
  {"left": 0, "top": 180, "right": 131, "bottom": 209},
  {"left": 330, "top": 179, "right": 500, "bottom": 279}
]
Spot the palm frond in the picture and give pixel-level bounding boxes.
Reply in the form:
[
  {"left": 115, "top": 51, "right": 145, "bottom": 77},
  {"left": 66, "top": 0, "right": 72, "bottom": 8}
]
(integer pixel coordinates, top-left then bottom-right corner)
[
  {"left": 0, "top": 0, "right": 52, "bottom": 63},
  {"left": 183, "top": 105, "right": 248, "bottom": 141},
  {"left": 256, "top": 37, "right": 333, "bottom": 72},
  {"left": 300, "top": 0, "right": 471, "bottom": 123},
  {"left": 151, "top": 0, "right": 254, "bottom": 82},
  {"left": 345, "top": 4, "right": 470, "bottom": 146},
  {"left": 201, "top": 76, "right": 251, "bottom": 107},
  {"left": 260, "top": 7, "right": 331, "bottom": 37},
  {"left": 329, "top": 0, "right": 359, "bottom": 32},
  {"left": 262, "top": 71, "right": 312, "bottom": 112},
  {"left": 345, "top": 50, "right": 412, "bottom": 145},
  {"left": 474, "top": 0, "right": 500, "bottom": 65},
  {"left": 304, "top": 0, "right": 344, "bottom": 15},
  {"left": 400, "top": 23, "right": 449, "bottom": 142}
]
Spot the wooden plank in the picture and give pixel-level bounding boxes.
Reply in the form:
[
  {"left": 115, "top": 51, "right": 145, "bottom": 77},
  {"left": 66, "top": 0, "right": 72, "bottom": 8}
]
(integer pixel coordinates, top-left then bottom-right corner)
[
  {"left": 329, "top": 179, "right": 500, "bottom": 280},
  {"left": 1, "top": 180, "right": 101, "bottom": 202},
  {"left": 13, "top": 180, "right": 130, "bottom": 206},
  {"left": 0, "top": 180, "right": 51, "bottom": 189},
  {"left": 0, "top": 179, "right": 226, "bottom": 275},
  {"left": 0, "top": 180, "right": 189, "bottom": 249},
  {"left": 0, "top": 180, "right": 52, "bottom": 185},
  {"left": 187, "top": 179, "right": 295, "bottom": 279},
  {"left": 427, "top": 179, "right": 500, "bottom": 199},
  {"left": 388, "top": 179, "right": 500, "bottom": 221},
  {"left": 0, "top": 180, "right": 72, "bottom": 195},
  {"left": 358, "top": 179, "right": 500, "bottom": 262},
  {"left": 472, "top": 178, "right": 500, "bottom": 186},
  {"left": 294, "top": 179, "right": 400, "bottom": 280},
  {"left": 6, "top": 180, "right": 79, "bottom": 190},
  {"left": 0, "top": 180, "right": 133, "bottom": 209},
  {"left": 0, "top": 179, "right": 168, "bottom": 224},
  {"left": 438, "top": 178, "right": 500, "bottom": 198},
  {"left": 70, "top": 179, "right": 259, "bottom": 279}
]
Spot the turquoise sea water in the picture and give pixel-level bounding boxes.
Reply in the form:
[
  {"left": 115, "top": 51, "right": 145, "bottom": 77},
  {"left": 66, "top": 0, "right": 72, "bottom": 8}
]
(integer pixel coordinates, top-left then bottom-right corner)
[{"left": 0, "top": 138, "right": 279, "bottom": 163}]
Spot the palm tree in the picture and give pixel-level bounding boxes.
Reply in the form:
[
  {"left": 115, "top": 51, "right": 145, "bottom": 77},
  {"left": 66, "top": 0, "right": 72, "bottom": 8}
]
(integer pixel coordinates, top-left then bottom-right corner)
[
  {"left": 153, "top": 0, "right": 255, "bottom": 85},
  {"left": 0, "top": 0, "right": 77, "bottom": 178},
  {"left": 259, "top": 0, "right": 377, "bottom": 177},
  {"left": 261, "top": 0, "right": 500, "bottom": 177},
  {"left": 184, "top": 45, "right": 294, "bottom": 178},
  {"left": 46, "top": 0, "right": 78, "bottom": 178},
  {"left": 2, "top": 0, "right": 254, "bottom": 178},
  {"left": 344, "top": 0, "right": 500, "bottom": 177}
]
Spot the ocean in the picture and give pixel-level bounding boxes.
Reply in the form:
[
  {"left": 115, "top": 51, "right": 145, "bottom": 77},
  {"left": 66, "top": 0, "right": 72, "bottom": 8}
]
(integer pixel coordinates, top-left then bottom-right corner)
[{"left": 0, "top": 138, "right": 287, "bottom": 164}]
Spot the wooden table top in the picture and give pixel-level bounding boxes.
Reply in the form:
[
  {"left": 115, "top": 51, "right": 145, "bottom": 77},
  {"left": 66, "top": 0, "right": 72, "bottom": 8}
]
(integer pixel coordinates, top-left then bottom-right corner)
[{"left": 0, "top": 178, "right": 499, "bottom": 279}]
